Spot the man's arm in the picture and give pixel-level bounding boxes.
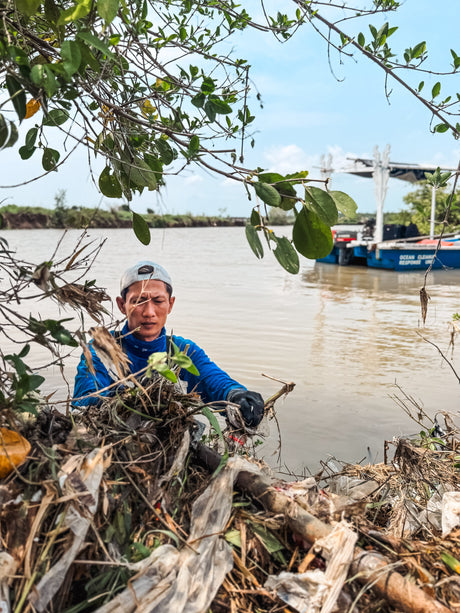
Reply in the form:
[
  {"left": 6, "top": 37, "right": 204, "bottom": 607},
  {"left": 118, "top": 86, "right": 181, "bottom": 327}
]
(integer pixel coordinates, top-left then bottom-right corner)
[
  {"left": 172, "top": 336, "right": 264, "bottom": 426},
  {"left": 72, "top": 347, "right": 117, "bottom": 408}
]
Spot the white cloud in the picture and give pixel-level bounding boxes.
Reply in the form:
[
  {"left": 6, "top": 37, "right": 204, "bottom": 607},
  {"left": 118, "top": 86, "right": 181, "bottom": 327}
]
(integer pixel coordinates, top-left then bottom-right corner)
[
  {"left": 184, "top": 174, "right": 204, "bottom": 185},
  {"left": 263, "top": 144, "right": 316, "bottom": 174}
]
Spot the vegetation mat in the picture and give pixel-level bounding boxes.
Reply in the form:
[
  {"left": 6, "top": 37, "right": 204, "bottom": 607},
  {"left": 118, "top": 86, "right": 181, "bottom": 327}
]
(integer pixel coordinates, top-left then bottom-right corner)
[{"left": 0, "top": 377, "right": 458, "bottom": 613}]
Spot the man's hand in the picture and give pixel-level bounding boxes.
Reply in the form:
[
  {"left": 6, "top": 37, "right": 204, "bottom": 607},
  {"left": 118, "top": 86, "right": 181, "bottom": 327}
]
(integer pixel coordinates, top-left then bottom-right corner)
[{"left": 226, "top": 389, "right": 265, "bottom": 428}]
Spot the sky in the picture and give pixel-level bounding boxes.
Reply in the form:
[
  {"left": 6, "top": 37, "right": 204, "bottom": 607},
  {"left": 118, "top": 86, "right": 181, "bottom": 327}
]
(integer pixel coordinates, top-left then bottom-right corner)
[{"left": 1, "top": 0, "right": 459, "bottom": 217}]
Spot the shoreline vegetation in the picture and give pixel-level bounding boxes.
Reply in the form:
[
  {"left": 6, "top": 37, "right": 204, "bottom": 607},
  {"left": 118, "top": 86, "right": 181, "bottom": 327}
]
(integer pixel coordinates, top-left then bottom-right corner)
[
  {"left": 0, "top": 204, "right": 383, "bottom": 231},
  {"left": 0, "top": 204, "right": 251, "bottom": 230}
]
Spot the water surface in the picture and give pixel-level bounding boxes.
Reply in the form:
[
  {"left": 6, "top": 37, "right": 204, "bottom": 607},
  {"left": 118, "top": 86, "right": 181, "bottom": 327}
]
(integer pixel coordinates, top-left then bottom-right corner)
[{"left": 3, "top": 227, "right": 459, "bottom": 473}]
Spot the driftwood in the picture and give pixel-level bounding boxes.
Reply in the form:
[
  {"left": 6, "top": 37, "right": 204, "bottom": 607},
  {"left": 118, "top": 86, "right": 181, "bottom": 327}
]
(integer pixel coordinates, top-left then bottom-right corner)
[{"left": 196, "top": 444, "right": 452, "bottom": 613}]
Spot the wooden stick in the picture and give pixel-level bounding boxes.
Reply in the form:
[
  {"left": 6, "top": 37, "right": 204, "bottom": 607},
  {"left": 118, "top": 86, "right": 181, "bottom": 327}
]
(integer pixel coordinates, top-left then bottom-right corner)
[{"left": 196, "top": 444, "right": 451, "bottom": 613}]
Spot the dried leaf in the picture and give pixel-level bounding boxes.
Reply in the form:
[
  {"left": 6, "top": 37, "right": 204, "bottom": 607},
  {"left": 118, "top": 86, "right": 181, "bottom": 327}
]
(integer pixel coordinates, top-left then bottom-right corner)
[
  {"left": 90, "top": 326, "right": 131, "bottom": 380},
  {"left": 420, "top": 287, "right": 430, "bottom": 324},
  {"left": 0, "top": 428, "right": 31, "bottom": 478},
  {"left": 24, "top": 98, "right": 41, "bottom": 119}
]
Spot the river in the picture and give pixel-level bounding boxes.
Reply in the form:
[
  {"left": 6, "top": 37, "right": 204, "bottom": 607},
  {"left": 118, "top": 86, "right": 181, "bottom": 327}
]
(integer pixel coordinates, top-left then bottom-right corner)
[{"left": 3, "top": 227, "right": 460, "bottom": 474}]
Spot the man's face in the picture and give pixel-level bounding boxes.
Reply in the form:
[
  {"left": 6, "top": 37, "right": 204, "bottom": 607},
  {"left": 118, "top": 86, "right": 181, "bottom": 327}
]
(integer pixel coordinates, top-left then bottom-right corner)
[{"left": 116, "top": 280, "right": 175, "bottom": 342}]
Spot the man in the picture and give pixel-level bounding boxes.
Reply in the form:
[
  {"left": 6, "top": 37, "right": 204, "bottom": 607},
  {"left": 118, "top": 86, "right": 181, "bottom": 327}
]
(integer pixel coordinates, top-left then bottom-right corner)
[{"left": 73, "top": 261, "right": 265, "bottom": 427}]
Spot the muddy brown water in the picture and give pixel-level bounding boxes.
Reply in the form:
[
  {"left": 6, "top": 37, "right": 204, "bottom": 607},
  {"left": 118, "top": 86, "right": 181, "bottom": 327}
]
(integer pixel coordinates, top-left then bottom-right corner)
[{"left": 3, "top": 227, "right": 460, "bottom": 473}]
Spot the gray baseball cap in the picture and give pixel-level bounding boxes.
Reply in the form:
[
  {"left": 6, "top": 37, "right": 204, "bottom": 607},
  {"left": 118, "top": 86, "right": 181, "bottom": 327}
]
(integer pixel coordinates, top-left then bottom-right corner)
[{"left": 120, "top": 261, "right": 172, "bottom": 294}]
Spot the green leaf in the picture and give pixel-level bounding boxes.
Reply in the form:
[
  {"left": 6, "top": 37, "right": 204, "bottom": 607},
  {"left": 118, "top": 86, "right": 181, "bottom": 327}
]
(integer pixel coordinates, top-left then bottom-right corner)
[
  {"left": 0, "top": 115, "right": 9, "bottom": 149},
  {"left": 143, "top": 154, "right": 163, "bottom": 183},
  {"left": 57, "top": 0, "right": 92, "bottom": 24},
  {"left": 170, "top": 345, "right": 200, "bottom": 376},
  {"left": 245, "top": 224, "right": 264, "bottom": 259},
  {"left": 204, "top": 100, "right": 216, "bottom": 122},
  {"left": 441, "top": 552, "right": 460, "bottom": 573},
  {"left": 132, "top": 211, "right": 151, "bottom": 245},
  {"left": 77, "top": 31, "right": 115, "bottom": 58},
  {"left": 273, "top": 235, "right": 299, "bottom": 274},
  {"left": 17, "top": 0, "right": 42, "bottom": 18},
  {"left": 126, "top": 158, "right": 157, "bottom": 190},
  {"left": 191, "top": 92, "right": 206, "bottom": 109},
  {"left": 250, "top": 209, "right": 261, "bottom": 226},
  {"left": 329, "top": 190, "right": 358, "bottom": 217},
  {"left": 305, "top": 186, "right": 338, "bottom": 226},
  {"left": 258, "top": 172, "right": 297, "bottom": 210},
  {"left": 19, "top": 145, "right": 36, "bottom": 159},
  {"left": 77, "top": 41, "right": 100, "bottom": 73},
  {"left": 42, "top": 109, "right": 69, "bottom": 127},
  {"left": 432, "top": 82, "right": 441, "bottom": 98},
  {"left": 51, "top": 327, "right": 78, "bottom": 346},
  {"left": 187, "top": 134, "right": 200, "bottom": 158},
  {"left": 200, "top": 406, "right": 228, "bottom": 478},
  {"left": 8, "top": 46, "right": 30, "bottom": 66},
  {"left": 5, "top": 123, "right": 19, "bottom": 148},
  {"left": 156, "top": 138, "right": 174, "bottom": 165},
  {"left": 208, "top": 97, "right": 232, "bottom": 114},
  {"left": 99, "top": 166, "right": 123, "bottom": 197},
  {"left": 6, "top": 76, "right": 27, "bottom": 122},
  {"left": 292, "top": 207, "right": 333, "bottom": 259},
  {"left": 61, "top": 40, "right": 82, "bottom": 76},
  {"left": 412, "top": 41, "right": 426, "bottom": 58},
  {"left": 250, "top": 521, "right": 285, "bottom": 555},
  {"left": 30, "top": 64, "right": 57, "bottom": 96},
  {"left": 24, "top": 374, "right": 45, "bottom": 392},
  {"left": 18, "top": 345, "right": 31, "bottom": 359},
  {"left": 15, "top": 0, "right": 42, "bottom": 17},
  {"left": 253, "top": 182, "right": 282, "bottom": 207},
  {"left": 42, "top": 147, "right": 60, "bottom": 171},
  {"left": 5, "top": 352, "right": 28, "bottom": 377},
  {"left": 434, "top": 123, "right": 450, "bottom": 133},
  {"left": 200, "top": 77, "right": 215, "bottom": 94},
  {"left": 375, "top": 22, "right": 388, "bottom": 44},
  {"left": 97, "top": 0, "right": 119, "bottom": 23},
  {"left": 44, "top": 0, "right": 61, "bottom": 25},
  {"left": 225, "top": 529, "right": 242, "bottom": 548},
  {"left": 147, "top": 352, "right": 177, "bottom": 382},
  {"left": 258, "top": 172, "right": 297, "bottom": 199},
  {"left": 25, "top": 127, "right": 38, "bottom": 148}
]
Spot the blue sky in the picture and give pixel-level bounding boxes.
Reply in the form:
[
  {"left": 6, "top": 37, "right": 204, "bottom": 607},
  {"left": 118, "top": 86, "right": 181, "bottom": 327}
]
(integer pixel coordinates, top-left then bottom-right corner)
[{"left": 1, "top": 0, "right": 459, "bottom": 216}]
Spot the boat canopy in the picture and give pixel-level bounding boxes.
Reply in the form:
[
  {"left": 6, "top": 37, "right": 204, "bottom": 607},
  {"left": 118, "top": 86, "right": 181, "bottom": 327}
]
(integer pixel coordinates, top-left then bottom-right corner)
[{"left": 321, "top": 145, "right": 457, "bottom": 241}]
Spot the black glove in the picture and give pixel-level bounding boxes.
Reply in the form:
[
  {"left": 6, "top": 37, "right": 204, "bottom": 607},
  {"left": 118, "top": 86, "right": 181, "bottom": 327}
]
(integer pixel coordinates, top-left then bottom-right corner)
[{"left": 226, "top": 389, "right": 264, "bottom": 428}]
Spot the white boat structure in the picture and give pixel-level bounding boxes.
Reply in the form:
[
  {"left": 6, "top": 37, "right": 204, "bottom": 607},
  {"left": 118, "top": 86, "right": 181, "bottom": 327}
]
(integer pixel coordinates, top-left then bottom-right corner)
[{"left": 317, "top": 145, "right": 460, "bottom": 271}]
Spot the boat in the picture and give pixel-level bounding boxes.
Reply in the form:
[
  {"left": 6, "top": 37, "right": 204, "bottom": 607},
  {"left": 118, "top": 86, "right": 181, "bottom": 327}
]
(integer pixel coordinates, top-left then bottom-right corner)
[
  {"left": 318, "top": 223, "right": 460, "bottom": 271},
  {"left": 317, "top": 146, "right": 460, "bottom": 271}
]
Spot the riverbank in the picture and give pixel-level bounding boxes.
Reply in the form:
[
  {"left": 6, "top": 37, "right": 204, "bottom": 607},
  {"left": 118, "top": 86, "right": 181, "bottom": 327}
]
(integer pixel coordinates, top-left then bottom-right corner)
[{"left": 0, "top": 205, "right": 249, "bottom": 230}]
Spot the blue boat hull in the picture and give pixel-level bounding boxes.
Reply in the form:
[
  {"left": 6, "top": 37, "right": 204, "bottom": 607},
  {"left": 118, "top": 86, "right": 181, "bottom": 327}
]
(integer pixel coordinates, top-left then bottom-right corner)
[{"left": 317, "top": 244, "right": 460, "bottom": 271}]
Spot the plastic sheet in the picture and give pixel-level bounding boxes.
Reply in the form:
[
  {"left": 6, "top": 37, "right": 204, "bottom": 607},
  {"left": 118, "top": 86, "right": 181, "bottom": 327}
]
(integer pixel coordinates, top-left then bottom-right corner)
[
  {"left": 95, "top": 456, "right": 257, "bottom": 613},
  {"left": 0, "top": 551, "right": 18, "bottom": 613},
  {"left": 28, "top": 447, "right": 104, "bottom": 612},
  {"left": 265, "top": 520, "right": 357, "bottom": 613},
  {"left": 441, "top": 491, "right": 460, "bottom": 537}
]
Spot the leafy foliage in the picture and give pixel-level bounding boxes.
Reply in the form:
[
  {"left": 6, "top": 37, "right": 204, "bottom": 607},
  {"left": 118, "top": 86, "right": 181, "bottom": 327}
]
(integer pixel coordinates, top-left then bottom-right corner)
[
  {"left": 0, "top": 235, "right": 110, "bottom": 415},
  {"left": 402, "top": 182, "right": 460, "bottom": 235},
  {"left": 1, "top": 0, "right": 459, "bottom": 270}
]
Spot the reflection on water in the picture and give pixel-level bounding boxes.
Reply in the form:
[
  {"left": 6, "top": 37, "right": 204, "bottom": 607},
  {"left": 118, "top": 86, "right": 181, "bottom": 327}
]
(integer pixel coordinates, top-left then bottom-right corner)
[{"left": 2, "top": 228, "right": 459, "bottom": 473}]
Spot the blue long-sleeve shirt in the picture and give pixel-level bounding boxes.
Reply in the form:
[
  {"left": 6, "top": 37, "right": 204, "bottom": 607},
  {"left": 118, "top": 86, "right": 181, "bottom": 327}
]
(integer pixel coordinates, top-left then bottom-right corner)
[{"left": 72, "top": 323, "right": 244, "bottom": 407}]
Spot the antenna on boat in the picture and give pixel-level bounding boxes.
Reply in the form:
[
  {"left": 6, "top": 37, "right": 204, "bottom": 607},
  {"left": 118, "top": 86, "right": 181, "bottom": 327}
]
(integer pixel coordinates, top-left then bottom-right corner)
[
  {"left": 321, "top": 146, "right": 457, "bottom": 243},
  {"left": 373, "top": 145, "right": 391, "bottom": 243}
]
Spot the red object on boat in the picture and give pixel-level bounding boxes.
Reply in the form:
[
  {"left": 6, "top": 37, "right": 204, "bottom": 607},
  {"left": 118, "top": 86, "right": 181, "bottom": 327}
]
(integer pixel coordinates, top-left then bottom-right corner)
[{"left": 417, "top": 239, "right": 454, "bottom": 246}]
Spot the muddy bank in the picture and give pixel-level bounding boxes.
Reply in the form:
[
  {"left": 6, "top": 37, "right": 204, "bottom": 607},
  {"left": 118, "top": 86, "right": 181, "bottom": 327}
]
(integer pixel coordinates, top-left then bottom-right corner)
[{"left": 0, "top": 209, "right": 248, "bottom": 230}]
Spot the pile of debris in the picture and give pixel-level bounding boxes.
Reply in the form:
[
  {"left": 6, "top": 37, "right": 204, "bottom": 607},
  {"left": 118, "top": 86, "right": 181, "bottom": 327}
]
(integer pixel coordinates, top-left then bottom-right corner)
[{"left": 0, "top": 375, "right": 458, "bottom": 613}]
